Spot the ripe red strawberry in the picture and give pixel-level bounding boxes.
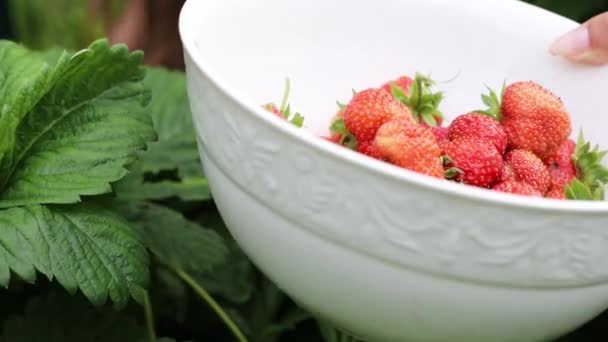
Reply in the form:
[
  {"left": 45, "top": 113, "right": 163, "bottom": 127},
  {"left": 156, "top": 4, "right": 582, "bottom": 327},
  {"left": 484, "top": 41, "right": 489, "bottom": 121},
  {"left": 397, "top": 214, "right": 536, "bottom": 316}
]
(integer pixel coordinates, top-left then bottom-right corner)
[
  {"left": 503, "top": 149, "right": 551, "bottom": 194},
  {"left": 548, "top": 168, "right": 575, "bottom": 191},
  {"left": 447, "top": 113, "right": 507, "bottom": 154},
  {"left": 343, "top": 88, "right": 414, "bottom": 144},
  {"left": 544, "top": 140, "right": 576, "bottom": 197},
  {"left": 373, "top": 117, "right": 442, "bottom": 177},
  {"left": 501, "top": 81, "right": 571, "bottom": 157},
  {"left": 357, "top": 140, "right": 381, "bottom": 159},
  {"left": 544, "top": 139, "right": 576, "bottom": 169},
  {"left": 492, "top": 181, "right": 542, "bottom": 197},
  {"left": 545, "top": 187, "right": 567, "bottom": 200},
  {"left": 500, "top": 164, "right": 516, "bottom": 183},
  {"left": 430, "top": 126, "right": 449, "bottom": 154},
  {"left": 543, "top": 138, "right": 576, "bottom": 198},
  {"left": 381, "top": 76, "right": 413, "bottom": 95},
  {"left": 322, "top": 135, "right": 341, "bottom": 144},
  {"left": 444, "top": 137, "right": 503, "bottom": 187},
  {"left": 427, "top": 158, "right": 446, "bottom": 178},
  {"left": 328, "top": 109, "right": 345, "bottom": 141},
  {"left": 262, "top": 103, "right": 286, "bottom": 120}
]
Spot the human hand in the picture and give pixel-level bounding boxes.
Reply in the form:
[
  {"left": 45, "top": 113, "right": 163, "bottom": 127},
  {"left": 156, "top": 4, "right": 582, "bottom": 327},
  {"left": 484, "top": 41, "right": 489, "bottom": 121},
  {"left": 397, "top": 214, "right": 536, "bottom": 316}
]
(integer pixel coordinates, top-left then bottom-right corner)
[{"left": 550, "top": 12, "right": 608, "bottom": 65}]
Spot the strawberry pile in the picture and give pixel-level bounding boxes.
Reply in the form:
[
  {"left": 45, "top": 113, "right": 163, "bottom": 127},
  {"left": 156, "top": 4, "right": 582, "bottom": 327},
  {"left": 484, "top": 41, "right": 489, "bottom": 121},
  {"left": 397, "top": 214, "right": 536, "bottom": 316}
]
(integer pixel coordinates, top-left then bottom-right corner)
[{"left": 262, "top": 75, "right": 608, "bottom": 201}]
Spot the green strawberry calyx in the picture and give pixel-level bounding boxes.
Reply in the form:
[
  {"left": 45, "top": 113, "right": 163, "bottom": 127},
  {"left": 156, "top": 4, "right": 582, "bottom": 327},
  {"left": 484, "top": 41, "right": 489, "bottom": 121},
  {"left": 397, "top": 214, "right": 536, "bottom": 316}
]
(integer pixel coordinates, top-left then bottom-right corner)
[
  {"left": 474, "top": 82, "right": 506, "bottom": 121},
  {"left": 441, "top": 156, "right": 464, "bottom": 180},
  {"left": 444, "top": 167, "right": 464, "bottom": 180},
  {"left": 390, "top": 72, "right": 444, "bottom": 127},
  {"left": 264, "top": 78, "right": 305, "bottom": 127},
  {"left": 330, "top": 115, "right": 357, "bottom": 150},
  {"left": 565, "top": 130, "right": 608, "bottom": 200}
]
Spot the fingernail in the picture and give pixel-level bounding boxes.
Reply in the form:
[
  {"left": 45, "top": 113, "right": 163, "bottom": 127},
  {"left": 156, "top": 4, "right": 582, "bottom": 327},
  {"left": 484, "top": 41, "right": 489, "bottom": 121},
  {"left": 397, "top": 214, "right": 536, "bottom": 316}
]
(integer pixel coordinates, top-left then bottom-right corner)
[{"left": 550, "top": 25, "right": 591, "bottom": 57}]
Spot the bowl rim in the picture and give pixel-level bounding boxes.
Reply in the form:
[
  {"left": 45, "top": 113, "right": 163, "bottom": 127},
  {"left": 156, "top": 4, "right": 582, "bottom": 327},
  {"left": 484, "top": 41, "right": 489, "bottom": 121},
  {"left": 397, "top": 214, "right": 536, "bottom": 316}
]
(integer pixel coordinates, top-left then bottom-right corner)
[{"left": 178, "top": 0, "right": 608, "bottom": 214}]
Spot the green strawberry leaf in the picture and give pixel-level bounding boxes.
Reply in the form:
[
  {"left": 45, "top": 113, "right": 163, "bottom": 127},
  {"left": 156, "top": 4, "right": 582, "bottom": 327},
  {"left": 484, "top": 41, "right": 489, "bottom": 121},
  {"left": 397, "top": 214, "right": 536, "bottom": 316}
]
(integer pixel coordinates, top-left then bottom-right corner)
[
  {"left": 120, "top": 202, "right": 229, "bottom": 276},
  {"left": 113, "top": 158, "right": 210, "bottom": 202},
  {"left": 111, "top": 67, "right": 211, "bottom": 202},
  {"left": 139, "top": 67, "right": 201, "bottom": 178},
  {"left": 254, "top": 306, "right": 311, "bottom": 342},
  {"left": 317, "top": 320, "right": 358, "bottom": 342},
  {"left": 138, "top": 138, "right": 203, "bottom": 178},
  {"left": 0, "top": 40, "right": 65, "bottom": 179},
  {"left": 0, "top": 39, "right": 156, "bottom": 209},
  {"left": 193, "top": 205, "right": 256, "bottom": 304},
  {"left": 234, "top": 276, "right": 296, "bottom": 341},
  {"left": 0, "top": 203, "right": 149, "bottom": 308},
  {"left": 195, "top": 238, "right": 256, "bottom": 304},
  {"left": 8, "top": 0, "right": 123, "bottom": 52},
  {"left": 114, "top": 174, "right": 211, "bottom": 202},
  {"left": 571, "top": 130, "right": 608, "bottom": 200},
  {"left": 0, "top": 289, "right": 146, "bottom": 342}
]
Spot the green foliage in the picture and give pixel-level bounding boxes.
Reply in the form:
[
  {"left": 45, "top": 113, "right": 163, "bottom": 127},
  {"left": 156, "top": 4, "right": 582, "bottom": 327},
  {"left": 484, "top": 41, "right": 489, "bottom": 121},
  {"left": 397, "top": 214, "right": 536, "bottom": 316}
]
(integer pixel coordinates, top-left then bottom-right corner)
[
  {"left": 0, "top": 40, "right": 155, "bottom": 208},
  {"left": 0, "top": 203, "right": 149, "bottom": 308},
  {"left": 8, "top": 0, "right": 127, "bottom": 50},
  {"left": 1, "top": 290, "right": 146, "bottom": 342},
  {"left": 0, "top": 39, "right": 154, "bottom": 310},
  {"left": 523, "top": 0, "right": 608, "bottom": 22},
  {"left": 0, "top": 38, "right": 324, "bottom": 342},
  {"left": 112, "top": 67, "right": 210, "bottom": 203},
  {"left": 137, "top": 68, "right": 201, "bottom": 178},
  {"left": 121, "top": 202, "right": 229, "bottom": 276}
]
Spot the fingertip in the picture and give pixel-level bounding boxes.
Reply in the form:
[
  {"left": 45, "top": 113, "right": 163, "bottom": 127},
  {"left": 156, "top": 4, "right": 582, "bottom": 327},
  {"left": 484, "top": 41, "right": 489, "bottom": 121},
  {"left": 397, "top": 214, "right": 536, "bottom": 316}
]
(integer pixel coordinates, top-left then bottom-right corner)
[{"left": 549, "top": 25, "right": 590, "bottom": 58}]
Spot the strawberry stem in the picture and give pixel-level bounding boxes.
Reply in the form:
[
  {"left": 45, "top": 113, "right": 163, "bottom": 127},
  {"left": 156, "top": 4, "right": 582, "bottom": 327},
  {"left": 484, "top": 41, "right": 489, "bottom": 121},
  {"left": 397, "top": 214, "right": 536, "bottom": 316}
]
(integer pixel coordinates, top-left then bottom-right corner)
[{"left": 280, "top": 78, "right": 291, "bottom": 114}]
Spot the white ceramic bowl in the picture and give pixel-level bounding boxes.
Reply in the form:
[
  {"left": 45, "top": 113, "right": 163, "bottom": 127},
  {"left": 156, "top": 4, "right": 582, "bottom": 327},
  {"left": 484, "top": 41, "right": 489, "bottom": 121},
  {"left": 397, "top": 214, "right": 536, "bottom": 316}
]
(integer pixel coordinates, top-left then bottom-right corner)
[{"left": 179, "top": 0, "right": 608, "bottom": 341}]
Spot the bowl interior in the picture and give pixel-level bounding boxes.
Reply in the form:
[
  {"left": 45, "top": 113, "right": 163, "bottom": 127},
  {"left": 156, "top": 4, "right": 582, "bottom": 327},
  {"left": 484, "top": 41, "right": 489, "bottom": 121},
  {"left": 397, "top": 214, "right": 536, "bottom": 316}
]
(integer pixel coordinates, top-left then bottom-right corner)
[{"left": 181, "top": 0, "right": 608, "bottom": 145}]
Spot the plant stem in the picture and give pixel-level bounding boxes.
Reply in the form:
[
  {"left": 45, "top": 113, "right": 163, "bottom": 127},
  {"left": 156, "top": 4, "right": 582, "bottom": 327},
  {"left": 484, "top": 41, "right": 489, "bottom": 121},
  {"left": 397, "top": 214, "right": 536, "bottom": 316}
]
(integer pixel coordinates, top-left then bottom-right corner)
[
  {"left": 143, "top": 290, "right": 156, "bottom": 342},
  {"left": 173, "top": 267, "right": 248, "bottom": 342},
  {"left": 280, "top": 78, "right": 291, "bottom": 113}
]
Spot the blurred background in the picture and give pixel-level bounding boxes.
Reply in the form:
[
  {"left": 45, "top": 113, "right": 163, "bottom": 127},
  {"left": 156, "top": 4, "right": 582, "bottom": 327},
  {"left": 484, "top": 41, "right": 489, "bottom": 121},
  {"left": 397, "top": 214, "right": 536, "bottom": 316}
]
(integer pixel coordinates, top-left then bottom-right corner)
[{"left": 1, "top": 0, "right": 608, "bottom": 70}]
